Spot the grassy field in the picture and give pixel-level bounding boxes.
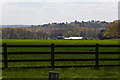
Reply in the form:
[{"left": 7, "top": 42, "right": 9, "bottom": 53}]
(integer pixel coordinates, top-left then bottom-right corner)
[
  {"left": 1, "top": 39, "right": 120, "bottom": 79},
  {"left": 2, "top": 39, "right": 119, "bottom": 45}
]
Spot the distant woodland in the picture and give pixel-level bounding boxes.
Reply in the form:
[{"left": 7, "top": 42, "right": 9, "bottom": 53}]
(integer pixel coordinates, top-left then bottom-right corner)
[{"left": 1, "top": 20, "right": 120, "bottom": 40}]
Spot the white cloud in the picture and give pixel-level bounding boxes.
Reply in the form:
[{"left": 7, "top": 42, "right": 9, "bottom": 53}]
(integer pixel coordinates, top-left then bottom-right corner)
[
  {"left": 0, "top": 0, "right": 119, "bottom": 2},
  {"left": 2, "top": 2, "right": 118, "bottom": 25},
  {"left": 0, "top": 2, "right": 6, "bottom": 25}
]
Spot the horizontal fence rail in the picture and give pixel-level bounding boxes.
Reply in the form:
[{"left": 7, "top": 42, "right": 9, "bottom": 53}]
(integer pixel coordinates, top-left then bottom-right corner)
[{"left": 1, "top": 43, "right": 120, "bottom": 69}]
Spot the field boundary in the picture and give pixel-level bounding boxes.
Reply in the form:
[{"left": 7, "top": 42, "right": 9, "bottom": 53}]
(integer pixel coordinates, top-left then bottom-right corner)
[{"left": 2, "top": 43, "right": 120, "bottom": 69}]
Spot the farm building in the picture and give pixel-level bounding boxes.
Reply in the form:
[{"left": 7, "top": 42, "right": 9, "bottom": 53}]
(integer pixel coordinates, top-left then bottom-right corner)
[
  {"left": 57, "top": 35, "right": 64, "bottom": 39},
  {"left": 64, "top": 37, "right": 83, "bottom": 40}
]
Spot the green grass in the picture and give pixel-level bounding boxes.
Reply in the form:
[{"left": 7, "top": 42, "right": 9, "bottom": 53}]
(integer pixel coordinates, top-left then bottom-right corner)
[
  {"left": 2, "top": 67, "right": 120, "bottom": 78},
  {"left": 2, "top": 39, "right": 119, "bottom": 45},
  {"left": 1, "top": 39, "right": 120, "bottom": 79}
]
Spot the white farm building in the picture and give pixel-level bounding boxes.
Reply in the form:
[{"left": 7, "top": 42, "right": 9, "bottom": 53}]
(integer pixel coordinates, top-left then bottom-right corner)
[{"left": 64, "top": 37, "right": 83, "bottom": 40}]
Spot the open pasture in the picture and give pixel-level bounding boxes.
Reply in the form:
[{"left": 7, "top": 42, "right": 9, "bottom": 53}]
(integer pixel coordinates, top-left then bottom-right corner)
[{"left": 1, "top": 39, "right": 120, "bottom": 79}]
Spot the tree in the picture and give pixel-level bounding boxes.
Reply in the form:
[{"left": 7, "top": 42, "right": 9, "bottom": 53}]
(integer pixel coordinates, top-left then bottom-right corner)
[
  {"left": 98, "top": 29, "right": 106, "bottom": 40},
  {"left": 104, "top": 20, "right": 120, "bottom": 39}
]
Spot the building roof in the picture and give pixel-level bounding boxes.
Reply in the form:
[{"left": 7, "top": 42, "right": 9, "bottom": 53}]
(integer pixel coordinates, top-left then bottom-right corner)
[
  {"left": 64, "top": 37, "right": 83, "bottom": 39},
  {"left": 64, "top": 38, "right": 70, "bottom": 39}
]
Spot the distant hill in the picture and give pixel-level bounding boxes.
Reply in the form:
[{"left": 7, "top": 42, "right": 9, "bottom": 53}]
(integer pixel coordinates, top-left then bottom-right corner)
[
  {"left": 0, "top": 20, "right": 109, "bottom": 28},
  {"left": 36, "top": 20, "right": 109, "bottom": 28},
  {"left": 0, "top": 25, "right": 36, "bottom": 27}
]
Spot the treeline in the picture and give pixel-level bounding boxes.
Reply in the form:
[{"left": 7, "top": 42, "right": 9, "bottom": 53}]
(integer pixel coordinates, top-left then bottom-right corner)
[
  {"left": 2, "top": 27, "right": 101, "bottom": 40},
  {"left": 36, "top": 20, "right": 108, "bottom": 28},
  {"left": 1, "top": 20, "right": 119, "bottom": 40},
  {"left": 2, "top": 27, "right": 50, "bottom": 39}
]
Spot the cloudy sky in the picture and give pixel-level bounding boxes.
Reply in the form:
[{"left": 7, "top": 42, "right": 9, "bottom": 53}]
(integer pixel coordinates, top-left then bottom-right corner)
[{"left": 0, "top": 0, "right": 119, "bottom": 25}]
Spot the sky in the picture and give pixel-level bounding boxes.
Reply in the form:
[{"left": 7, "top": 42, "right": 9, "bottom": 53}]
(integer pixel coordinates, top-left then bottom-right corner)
[{"left": 0, "top": 0, "right": 119, "bottom": 25}]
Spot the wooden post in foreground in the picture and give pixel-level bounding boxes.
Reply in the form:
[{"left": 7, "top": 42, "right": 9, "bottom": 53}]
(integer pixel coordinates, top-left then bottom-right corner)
[
  {"left": 49, "top": 71, "right": 59, "bottom": 80},
  {"left": 51, "top": 43, "right": 55, "bottom": 69},
  {"left": 3, "top": 43, "right": 8, "bottom": 68}
]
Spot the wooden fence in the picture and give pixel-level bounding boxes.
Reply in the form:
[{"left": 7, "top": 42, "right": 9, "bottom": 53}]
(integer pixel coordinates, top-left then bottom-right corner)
[{"left": 2, "top": 43, "right": 120, "bottom": 69}]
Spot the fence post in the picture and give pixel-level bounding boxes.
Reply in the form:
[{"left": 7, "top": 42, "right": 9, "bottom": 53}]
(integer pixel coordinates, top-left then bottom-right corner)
[
  {"left": 95, "top": 43, "right": 99, "bottom": 69},
  {"left": 3, "top": 43, "right": 8, "bottom": 68},
  {"left": 51, "top": 43, "right": 55, "bottom": 69},
  {"left": 49, "top": 71, "right": 59, "bottom": 80}
]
